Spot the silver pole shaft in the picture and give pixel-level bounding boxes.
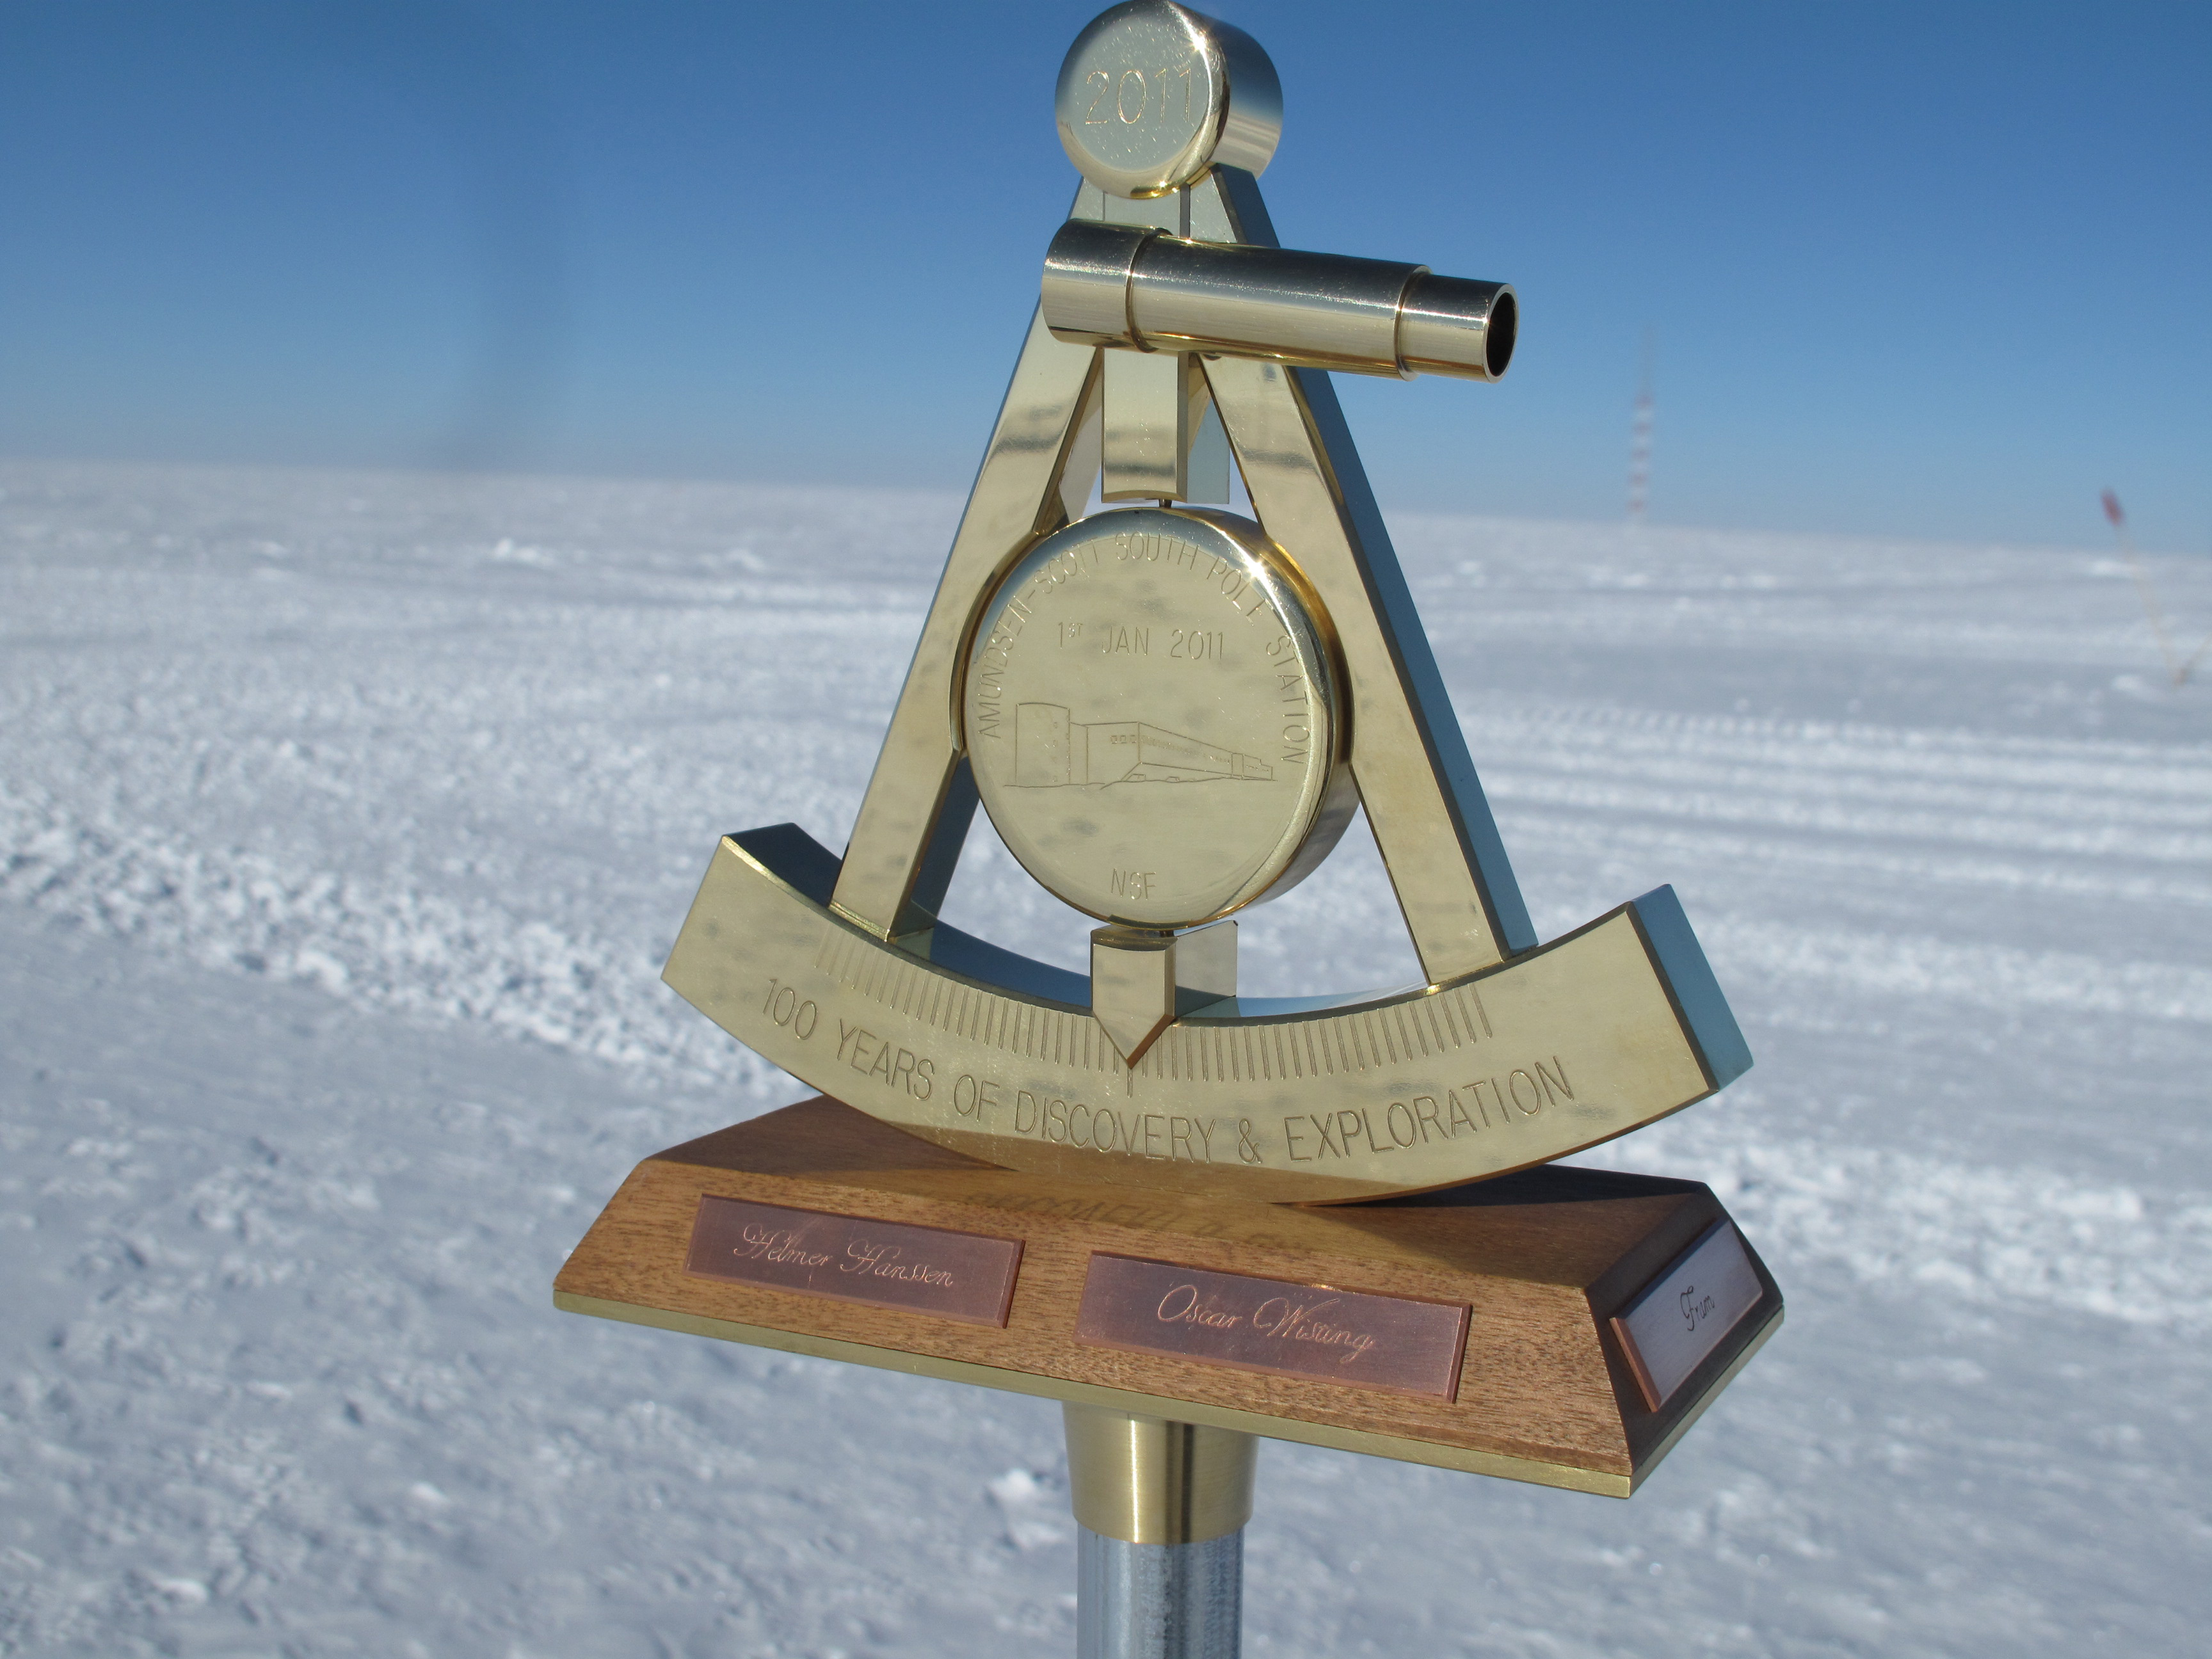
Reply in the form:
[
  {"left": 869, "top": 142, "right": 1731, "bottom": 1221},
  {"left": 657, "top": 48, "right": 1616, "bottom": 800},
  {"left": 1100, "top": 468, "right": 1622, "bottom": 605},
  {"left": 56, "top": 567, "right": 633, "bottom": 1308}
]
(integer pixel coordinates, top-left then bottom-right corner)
[{"left": 1078, "top": 1525, "right": 1243, "bottom": 1659}]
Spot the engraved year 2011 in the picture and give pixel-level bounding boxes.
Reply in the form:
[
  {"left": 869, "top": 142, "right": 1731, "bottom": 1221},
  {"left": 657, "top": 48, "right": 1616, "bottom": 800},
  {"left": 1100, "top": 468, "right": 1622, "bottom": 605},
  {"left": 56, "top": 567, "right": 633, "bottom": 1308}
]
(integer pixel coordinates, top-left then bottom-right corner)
[
  {"left": 1169, "top": 627, "right": 1225, "bottom": 661},
  {"left": 1082, "top": 63, "right": 1195, "bottom": 128},
  {"left": 759, "top": 977, "right": 821, "bottom": 1040}
]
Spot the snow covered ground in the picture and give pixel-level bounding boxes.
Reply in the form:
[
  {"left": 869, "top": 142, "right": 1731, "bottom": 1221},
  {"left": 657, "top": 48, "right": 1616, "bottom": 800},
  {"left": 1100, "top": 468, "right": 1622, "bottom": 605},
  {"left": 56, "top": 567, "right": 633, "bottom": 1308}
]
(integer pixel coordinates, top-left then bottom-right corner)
[{"left": 3, "top": 458, "right": 2208, "bottom": 1657}]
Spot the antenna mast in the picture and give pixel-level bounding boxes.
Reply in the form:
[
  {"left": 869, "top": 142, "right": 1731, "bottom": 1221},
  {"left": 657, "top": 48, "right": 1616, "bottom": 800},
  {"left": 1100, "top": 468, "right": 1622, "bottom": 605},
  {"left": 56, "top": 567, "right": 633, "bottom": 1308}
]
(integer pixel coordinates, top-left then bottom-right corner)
[{"left": 1627, "top": 327, "right": 1655, "bottom": 523}]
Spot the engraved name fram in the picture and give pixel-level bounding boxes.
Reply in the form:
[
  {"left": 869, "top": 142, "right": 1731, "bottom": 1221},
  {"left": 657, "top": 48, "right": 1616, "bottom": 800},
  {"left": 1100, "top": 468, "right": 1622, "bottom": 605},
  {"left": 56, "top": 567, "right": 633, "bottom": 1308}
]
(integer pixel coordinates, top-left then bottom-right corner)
[{"left": 1608, "top": 1220, "right": 1765, "bottom": 1409}]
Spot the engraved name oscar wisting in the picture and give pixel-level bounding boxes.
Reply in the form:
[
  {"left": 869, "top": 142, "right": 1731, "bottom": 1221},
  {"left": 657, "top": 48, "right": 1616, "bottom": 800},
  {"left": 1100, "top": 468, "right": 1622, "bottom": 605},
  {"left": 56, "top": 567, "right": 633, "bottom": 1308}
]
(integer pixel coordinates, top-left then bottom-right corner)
[{"left": 1077, "top": 1254, "right": 1471, "bottom": 1398}]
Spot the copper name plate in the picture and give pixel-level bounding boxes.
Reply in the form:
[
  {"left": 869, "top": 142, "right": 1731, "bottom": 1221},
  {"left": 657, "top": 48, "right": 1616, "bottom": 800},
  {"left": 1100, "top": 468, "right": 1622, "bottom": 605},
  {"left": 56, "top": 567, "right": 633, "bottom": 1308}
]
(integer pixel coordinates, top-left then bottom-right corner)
[
  {"left": 684, "top": 1197, "right": 1023, "bottom": 1326},
  {"left": 1075, "top": 1254, "right": 1470, "bottom": 1399},
  {"left": 1610, "top": 1220, "right": 1763, "bottom": 1410}
]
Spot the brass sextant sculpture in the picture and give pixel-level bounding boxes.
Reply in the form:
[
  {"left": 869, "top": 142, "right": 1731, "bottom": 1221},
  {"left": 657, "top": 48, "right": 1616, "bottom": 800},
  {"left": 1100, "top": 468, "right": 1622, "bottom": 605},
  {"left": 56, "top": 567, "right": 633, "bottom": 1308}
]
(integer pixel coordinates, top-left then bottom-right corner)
[
  {"left": 558, "top": 9, "right": 1779, "bottom": 1654},
  {"left": 654, "top": 3, "right": 1749, "bottom": 1203}
]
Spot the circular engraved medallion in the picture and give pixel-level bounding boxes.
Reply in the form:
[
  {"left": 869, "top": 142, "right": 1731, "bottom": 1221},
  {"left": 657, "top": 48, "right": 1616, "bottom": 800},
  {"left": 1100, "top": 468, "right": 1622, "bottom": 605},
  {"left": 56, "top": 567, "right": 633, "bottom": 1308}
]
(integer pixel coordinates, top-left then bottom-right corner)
[
  {"left": 963, "top": 508, "right": 1350, "bottom": 928},
  {"left": 1054, "top": 1, "right": 1282, "bottom": 198}
]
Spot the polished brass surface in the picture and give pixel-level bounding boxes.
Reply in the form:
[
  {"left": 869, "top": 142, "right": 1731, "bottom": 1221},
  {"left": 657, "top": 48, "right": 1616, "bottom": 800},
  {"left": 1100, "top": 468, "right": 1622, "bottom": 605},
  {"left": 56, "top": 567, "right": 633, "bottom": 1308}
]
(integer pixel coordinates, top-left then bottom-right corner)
[
  {"left": 1103, "top": 349, "right": 1196, "bottom": 500},
  {"left": 1056, "top": 1, "right": 1281, "bottom": 199},
  {"left": 1206, "top": 348, "right": 1534, "bottom": 978},
  {"left": 1043, "top": 221, "right": 1517, "bottom": 382},
  {"left": 963, "top": 507, "right": 1350, "bottom": 928},
  {"left": 830, "top": 165, "right": 1535, "bottom": 973},
  {"left": 556, "top": 1290, "right": 1784, "bottom": 1498},
  {"left": 1400, "top": 273, "right": 1519, "bottom": 381},
  {"left": 1073, "top": 186, "right": 1233, "bottom": 504},
  {"left": 1166, "top": 917, "right": 1235, "bottom": 1008},
  {"left": 1177, "top": 168, "right": 1537, "bottom": 981},
  {"left": 1091, "top": 181, "right": 1187, "bottom": 234},
  {"left": 562, "top": 17, "right": 1772, "bottom": 1630},
  {"left": 1090, "top": 919, "right": 1236, "bottom": 1066},
  {"left": 1184, "top": 381, "right": 1231, "bottom": 504},
  {"left": 1094, "top": 349, "right": 1229, "bottom": 508},
  {"left": 828, "top": 300, "right": 1100, "bottom": 942},
  {"left": 1064, "top": 1404, "right": 1258, "bottom": 1544},
  {"left": 1091, "top": 927, "right": 1181, "bottom": 1066},
  {"left": 661, "top": 828, "right": 1749, "bottom": 1203},
  {"left": 1048, "top": 216, "right": 1151, "bottom": 342},
  {"left": 1129, "top": 236, "right": 1422, "bottom": 376},
  {"left": 1061, "top": 370, "right": 1107, "bottom": 527}
]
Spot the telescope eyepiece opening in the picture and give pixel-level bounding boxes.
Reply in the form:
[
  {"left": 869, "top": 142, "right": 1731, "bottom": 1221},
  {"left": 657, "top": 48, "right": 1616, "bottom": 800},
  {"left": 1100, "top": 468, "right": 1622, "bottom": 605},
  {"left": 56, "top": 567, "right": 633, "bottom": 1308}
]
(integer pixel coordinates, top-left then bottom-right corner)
[{"left": 1487, "top": 289, "right": 1518, "bottom": 379}]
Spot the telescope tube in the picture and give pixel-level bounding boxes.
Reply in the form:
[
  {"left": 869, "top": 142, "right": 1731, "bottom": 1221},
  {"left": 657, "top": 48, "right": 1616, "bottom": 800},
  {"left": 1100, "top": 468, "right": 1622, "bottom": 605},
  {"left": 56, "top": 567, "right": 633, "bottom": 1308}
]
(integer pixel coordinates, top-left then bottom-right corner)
[{"left": 1042, "top": 219, "right": 1516, "bottom": 381}]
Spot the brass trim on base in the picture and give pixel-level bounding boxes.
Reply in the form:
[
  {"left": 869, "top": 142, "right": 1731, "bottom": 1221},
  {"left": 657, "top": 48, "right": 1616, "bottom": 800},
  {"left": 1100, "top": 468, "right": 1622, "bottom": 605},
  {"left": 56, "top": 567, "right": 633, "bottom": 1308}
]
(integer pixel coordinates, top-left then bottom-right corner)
[
  {"left": 554, "top": 1290, "right": 1783, "bottom": 1498},
  {"left": 1064, "top": 1403, "right": 1257, "bottom": 1543}
]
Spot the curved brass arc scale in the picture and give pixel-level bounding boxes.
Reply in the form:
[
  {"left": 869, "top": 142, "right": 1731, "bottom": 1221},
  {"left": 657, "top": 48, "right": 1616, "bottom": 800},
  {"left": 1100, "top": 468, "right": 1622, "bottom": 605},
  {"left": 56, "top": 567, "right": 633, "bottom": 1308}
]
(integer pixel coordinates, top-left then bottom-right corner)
[{"left": 664, "top": 827, "right": 1749, "bottom": 1206}]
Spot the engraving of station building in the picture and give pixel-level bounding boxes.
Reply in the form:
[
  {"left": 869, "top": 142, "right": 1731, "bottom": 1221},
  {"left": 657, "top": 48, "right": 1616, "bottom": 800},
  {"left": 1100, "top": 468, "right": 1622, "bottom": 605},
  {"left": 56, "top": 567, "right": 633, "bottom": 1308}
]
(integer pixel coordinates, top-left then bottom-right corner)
[{"left": 1011, "top": 703, "right": 1274, "bottom": 789}]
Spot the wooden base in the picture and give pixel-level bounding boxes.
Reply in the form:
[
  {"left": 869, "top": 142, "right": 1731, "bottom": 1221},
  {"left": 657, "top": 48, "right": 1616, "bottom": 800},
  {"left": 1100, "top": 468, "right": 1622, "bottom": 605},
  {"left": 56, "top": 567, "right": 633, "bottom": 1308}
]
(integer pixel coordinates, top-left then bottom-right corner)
[{"left": 554, "top": 1098, "right": 1781, "bottom": 1497}]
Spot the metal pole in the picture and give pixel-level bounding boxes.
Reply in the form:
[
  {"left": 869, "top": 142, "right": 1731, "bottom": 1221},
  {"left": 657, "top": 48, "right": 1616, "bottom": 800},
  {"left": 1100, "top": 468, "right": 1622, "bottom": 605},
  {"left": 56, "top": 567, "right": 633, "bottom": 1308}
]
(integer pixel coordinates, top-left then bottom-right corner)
[
  {"left": 1063, "top": 1404, "right": 1257, "bottom": 1659},
  {"left": 1078, "top": 1528, "right": 1242, "bottom": 1659}
]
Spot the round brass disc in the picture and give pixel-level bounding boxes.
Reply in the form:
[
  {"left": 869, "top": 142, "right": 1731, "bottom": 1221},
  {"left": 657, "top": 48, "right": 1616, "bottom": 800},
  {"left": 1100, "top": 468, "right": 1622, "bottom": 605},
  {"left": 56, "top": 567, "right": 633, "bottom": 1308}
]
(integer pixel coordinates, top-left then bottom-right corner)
[
  {"left": 963, "top": 508, "right": 1349, "bottom": 929},
  {"left": 1054, "top": 1, "right": 1281, "bottom": 198}
]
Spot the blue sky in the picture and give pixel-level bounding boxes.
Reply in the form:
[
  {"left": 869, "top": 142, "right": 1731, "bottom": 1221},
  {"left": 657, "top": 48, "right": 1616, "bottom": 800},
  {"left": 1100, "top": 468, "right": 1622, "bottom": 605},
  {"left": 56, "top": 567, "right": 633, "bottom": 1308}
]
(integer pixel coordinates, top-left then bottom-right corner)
[{"left": 2, "top": 1, "right": 2206, "bottom": 547}]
